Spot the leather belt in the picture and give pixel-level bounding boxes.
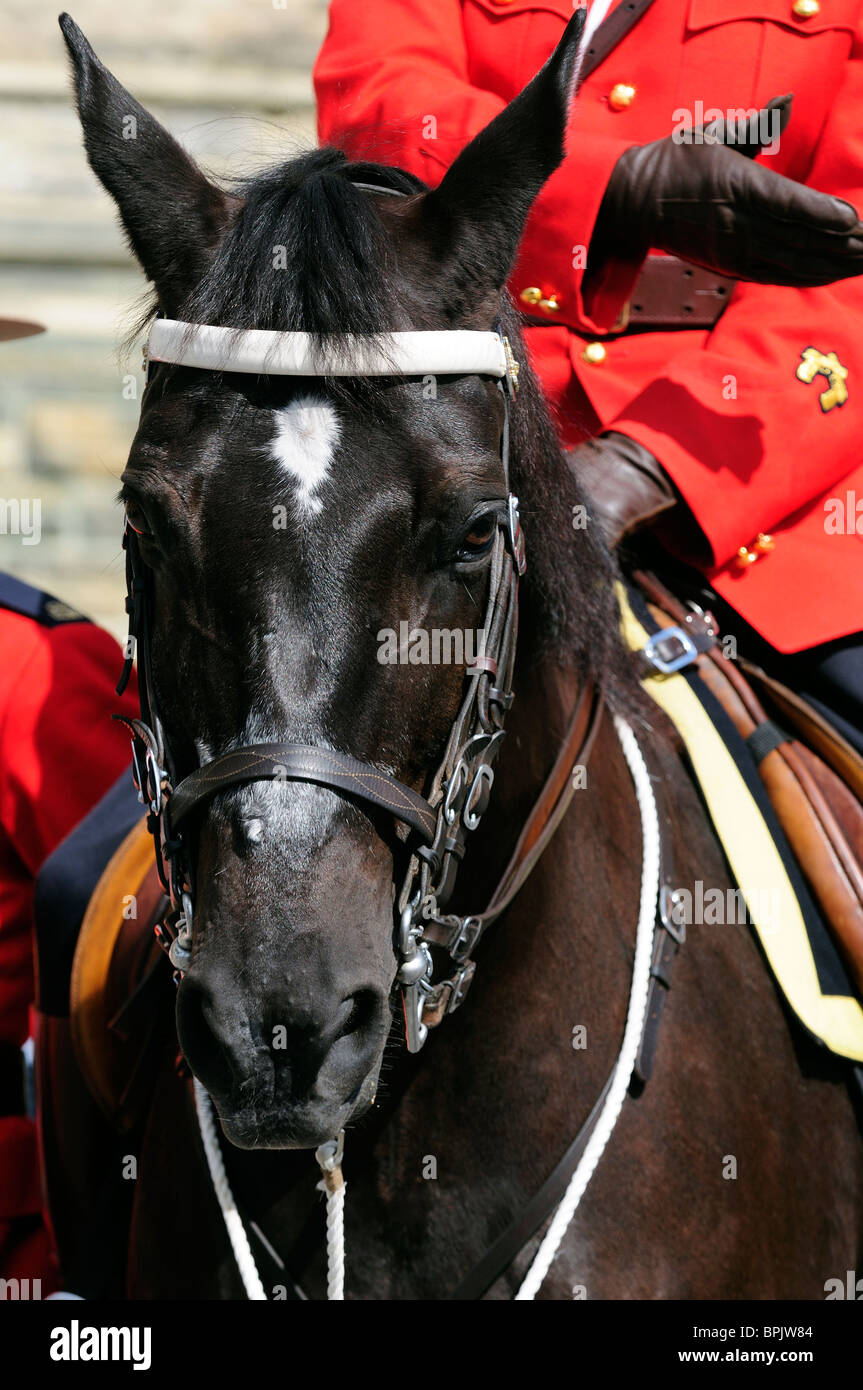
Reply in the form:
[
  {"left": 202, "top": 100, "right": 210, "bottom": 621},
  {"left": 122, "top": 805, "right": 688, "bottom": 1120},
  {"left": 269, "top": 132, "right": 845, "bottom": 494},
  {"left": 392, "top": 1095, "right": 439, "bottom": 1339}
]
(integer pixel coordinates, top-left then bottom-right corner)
[
  {"left": 520, "top": 255, "right": 735, "bottom": 336},
  {"left": 0, "top": 1040, "right": 25, "bottom": 1117},
  {"left": 620, "top": 254, "right": 735, "bottom": 331}
]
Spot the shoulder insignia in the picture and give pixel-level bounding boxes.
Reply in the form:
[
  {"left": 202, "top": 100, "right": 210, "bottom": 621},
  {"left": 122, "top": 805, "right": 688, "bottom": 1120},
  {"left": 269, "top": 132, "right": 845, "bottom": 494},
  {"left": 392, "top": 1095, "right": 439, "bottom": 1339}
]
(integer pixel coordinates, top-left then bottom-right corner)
[{"left": 796, "top": 347, "right": 848, "bottom": 413}]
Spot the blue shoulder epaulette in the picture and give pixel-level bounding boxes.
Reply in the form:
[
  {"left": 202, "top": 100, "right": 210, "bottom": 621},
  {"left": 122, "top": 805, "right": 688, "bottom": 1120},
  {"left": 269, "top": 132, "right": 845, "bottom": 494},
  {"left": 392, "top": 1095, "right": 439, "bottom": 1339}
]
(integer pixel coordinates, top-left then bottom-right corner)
[{"left": 0, "top": 571, "right": 88, "bottom": 627}]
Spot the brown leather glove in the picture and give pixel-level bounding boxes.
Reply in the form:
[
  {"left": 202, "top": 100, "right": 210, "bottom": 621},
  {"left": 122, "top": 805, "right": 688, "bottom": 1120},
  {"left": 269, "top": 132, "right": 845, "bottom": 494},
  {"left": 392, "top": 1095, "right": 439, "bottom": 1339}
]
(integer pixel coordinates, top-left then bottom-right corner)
[
  {"left": 568, "top": 432, "right": 676, "bottom": 549},
  {"left": 589, "top": 94, "right": 863, "bottom": 287}
]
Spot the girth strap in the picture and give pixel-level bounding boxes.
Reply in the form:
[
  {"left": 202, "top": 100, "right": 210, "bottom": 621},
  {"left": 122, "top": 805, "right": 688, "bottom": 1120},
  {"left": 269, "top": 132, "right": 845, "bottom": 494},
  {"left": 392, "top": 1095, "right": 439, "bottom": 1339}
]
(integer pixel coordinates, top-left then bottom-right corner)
[{"left": 168, "top": 743, "right": 437, "bottom": 845}]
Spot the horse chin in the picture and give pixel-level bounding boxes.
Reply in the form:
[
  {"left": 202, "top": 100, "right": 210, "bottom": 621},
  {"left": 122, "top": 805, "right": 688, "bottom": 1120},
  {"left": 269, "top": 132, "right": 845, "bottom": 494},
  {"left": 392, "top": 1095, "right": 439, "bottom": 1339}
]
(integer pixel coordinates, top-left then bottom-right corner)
[{"left": 213, "top": 1071, "right": 379, "bottom": 1152}]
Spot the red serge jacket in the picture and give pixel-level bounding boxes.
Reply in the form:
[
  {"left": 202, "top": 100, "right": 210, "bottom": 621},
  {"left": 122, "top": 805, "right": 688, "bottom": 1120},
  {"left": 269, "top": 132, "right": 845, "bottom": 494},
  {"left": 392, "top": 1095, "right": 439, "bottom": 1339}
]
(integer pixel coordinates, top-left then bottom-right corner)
[
  {"left": 314, "top": 0, "right": 863, "bottom": 653},
  {"left": 0, "top": 577, "right": 138, "bottom": 1277}
]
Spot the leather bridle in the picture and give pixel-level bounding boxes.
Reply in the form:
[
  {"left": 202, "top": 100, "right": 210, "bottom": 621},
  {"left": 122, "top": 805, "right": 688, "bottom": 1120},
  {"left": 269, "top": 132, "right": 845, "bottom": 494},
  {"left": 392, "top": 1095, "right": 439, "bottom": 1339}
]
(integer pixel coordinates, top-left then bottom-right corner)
[{"left": 117, "top": 292, "right": 601, "bottom": 1054}]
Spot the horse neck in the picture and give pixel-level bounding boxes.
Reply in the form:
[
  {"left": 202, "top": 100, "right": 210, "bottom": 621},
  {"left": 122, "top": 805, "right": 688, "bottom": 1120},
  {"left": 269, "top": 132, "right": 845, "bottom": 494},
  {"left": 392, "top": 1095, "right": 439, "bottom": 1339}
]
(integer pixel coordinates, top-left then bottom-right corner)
[{"left": 362, "top": 646, "right": 642, "bottom": 1255}]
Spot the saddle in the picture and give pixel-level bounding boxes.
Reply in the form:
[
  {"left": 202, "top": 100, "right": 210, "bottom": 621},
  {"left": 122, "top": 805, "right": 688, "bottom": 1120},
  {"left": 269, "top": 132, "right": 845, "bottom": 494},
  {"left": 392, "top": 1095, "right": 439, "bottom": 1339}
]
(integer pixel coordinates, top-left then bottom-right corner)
[
  {"left": 622, "top": 574, "right": 863, "bottom": 1061},
  {"left": 68, "top": 818, "right": 171, "bottom": 1133}
]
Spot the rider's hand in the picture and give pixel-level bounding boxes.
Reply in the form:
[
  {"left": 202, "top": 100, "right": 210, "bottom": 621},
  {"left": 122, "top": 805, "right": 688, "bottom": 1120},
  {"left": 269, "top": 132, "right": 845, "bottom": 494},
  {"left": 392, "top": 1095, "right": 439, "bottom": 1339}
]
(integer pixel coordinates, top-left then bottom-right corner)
[
  {"left": 588, "top": 94, "right": 863, "bottom": 287},
  {"left": 568, "top": 432, "right": 677, "bottom": 549}
]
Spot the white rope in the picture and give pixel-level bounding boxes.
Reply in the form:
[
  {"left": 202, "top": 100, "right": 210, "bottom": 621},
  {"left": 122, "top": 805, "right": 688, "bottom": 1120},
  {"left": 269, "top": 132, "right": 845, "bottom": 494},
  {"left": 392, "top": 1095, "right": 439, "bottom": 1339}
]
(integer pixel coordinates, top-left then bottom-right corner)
[
  {"left": 315, "top": 1134, "right": 347, "bottom": 1300},
  {"left": 316, "top": 1171, "right": 347, "bottom": 1301},
  {"left": 193, "top": 1078, "right": 268, "bottom": 1300},
  {"left": 195, "top": 1070, "right": 347, "bottom": 1300},
  {"left": 514, "top": 714, "right": 660, "bottom": 1300}
]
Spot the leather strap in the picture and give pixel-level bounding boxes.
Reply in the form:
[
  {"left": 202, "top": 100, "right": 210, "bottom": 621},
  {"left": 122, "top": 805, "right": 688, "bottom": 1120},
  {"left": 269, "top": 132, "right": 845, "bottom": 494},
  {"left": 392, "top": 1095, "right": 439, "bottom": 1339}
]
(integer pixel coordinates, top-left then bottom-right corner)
[
  {"left": 447, "top": 768, "right": 678, "bottom": 1301},
  {"left": 522, "top": 253, "right": 734, "bottom": 335},
  {"left": 484, "top": 683, "right": 604, "bottom": 918},
  {"left": 421, "top": 681, "right": 603, "bottom": 957},
  {"left": 580, "top": 0, "right": 657, "bottom": 83},
  {"left": 168, "top": 743, "right": 437, "bottom": 845},
  {"left": 632, "top": 759, "right": 683, "bottom": 1086},
  {"left": 448, "top": 1070, "right": 615, "bottom": 1300},
  {"left": 633, "top": 898, "right": 683, "bottom": 1086},
  {"left": 148, "top": 319, "right": 512, "bottom": 384}
]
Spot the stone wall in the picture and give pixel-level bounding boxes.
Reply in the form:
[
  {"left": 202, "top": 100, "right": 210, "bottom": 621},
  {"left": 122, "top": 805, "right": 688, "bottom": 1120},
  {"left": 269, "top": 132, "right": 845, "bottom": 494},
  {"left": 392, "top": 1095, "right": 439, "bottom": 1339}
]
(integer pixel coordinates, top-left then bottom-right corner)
[{"left": 0, "top": 0, "right": 328, "bottom": 639}]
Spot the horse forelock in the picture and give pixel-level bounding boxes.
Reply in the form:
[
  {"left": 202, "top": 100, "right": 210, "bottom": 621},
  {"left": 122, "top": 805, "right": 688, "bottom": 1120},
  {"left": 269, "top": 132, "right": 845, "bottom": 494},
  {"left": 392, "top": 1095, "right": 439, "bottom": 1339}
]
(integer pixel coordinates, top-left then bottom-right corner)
[{"left": 184, "top": 148, "right": 425, "bottom": 343}]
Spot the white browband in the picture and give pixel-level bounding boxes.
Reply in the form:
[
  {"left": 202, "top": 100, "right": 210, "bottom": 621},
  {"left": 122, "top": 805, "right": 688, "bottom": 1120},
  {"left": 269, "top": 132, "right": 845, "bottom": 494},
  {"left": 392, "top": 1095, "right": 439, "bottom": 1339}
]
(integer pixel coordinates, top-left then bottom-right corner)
[{"left": 147, "top": 318, "right": 516, "bottom": 385}]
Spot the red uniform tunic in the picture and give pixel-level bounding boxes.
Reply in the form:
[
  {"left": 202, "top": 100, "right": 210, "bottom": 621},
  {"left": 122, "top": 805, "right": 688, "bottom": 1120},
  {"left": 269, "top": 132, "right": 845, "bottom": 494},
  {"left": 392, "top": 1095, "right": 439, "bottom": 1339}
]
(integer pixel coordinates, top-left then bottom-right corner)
[
  {"left": 314, "top": 0, "right": 863, "bottom": 653},
  {"left": 0, "top": 577, "right": 138, "bottom": 1285}
]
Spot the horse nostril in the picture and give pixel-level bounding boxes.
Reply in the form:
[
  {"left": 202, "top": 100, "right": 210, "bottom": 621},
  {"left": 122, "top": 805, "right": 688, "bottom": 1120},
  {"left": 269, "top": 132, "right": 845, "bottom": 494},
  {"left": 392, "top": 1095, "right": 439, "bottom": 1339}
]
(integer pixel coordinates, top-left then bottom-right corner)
[
  {"left": 310, "top": 987, "right": 387, "bottom": 1107},
  {"left": 337, "top": 989, "right": 379, "bottom": 1044},
  {"left": 176, "top": 976, "right": 240, "bottom": 1101}
]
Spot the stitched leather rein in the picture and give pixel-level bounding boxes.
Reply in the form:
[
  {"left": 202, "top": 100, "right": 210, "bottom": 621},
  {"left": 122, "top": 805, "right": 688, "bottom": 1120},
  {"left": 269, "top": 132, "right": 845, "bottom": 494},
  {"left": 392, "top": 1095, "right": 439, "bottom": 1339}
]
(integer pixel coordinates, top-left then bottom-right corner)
[{"left": 117, "top": 301, "right": 600, "bottom": 1052}]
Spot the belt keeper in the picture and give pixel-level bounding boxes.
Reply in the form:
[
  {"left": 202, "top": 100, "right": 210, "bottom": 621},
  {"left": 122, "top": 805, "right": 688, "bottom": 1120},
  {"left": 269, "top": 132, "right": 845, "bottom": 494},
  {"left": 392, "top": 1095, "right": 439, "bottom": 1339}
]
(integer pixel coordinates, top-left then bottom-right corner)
[
  {"left": 488, "top": 686, "right": 514, "bottom": 711},
  {"left": 417, "top": 843, "right": 441, "bottom": 874},
  {"left": 469, "top": 654, "right": 498, "bottom": 678}
]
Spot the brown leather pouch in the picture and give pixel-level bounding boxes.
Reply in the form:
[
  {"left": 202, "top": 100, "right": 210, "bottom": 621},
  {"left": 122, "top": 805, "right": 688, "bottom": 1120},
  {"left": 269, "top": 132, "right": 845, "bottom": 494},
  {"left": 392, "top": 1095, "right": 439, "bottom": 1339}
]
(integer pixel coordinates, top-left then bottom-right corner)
[
  {"left": 623, "top": 255, "right": 735, "bottom": 331},
  {"left": 636, "top": 573, "right": 863, "bottom": 997}
]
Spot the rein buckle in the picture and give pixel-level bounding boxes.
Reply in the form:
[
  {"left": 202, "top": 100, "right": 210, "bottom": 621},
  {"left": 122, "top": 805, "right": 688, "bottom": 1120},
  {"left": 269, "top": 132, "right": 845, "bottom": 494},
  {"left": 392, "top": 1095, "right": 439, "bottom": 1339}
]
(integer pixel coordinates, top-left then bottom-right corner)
[
  {"left": 449, "top": 915, "right": 483, "bottom": 964},
  {"left": 641, "top": 626, "right": 699, "bottom": 676}
]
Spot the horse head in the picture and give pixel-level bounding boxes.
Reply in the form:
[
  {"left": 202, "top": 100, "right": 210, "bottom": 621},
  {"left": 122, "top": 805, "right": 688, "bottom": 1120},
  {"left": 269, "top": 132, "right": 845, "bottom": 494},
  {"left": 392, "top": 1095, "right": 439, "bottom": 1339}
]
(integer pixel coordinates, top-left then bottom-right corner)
[{"left": 60, "top": 9, "right": 617, "bottom": 1150}]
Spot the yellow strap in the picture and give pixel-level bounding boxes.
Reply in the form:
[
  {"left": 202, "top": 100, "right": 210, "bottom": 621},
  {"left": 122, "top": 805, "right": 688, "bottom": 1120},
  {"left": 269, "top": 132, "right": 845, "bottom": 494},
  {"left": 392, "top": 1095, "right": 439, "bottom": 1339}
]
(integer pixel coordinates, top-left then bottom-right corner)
[{"left": 618, "top": 585, "right": 863, "bottom": 1062}]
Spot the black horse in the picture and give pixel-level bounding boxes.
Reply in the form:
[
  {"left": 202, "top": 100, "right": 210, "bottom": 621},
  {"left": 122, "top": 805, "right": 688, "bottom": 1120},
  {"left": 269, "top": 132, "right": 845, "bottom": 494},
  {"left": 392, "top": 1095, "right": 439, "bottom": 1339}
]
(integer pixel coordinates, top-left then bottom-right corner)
[{"left": 38, "top": 11, "right": 863, "bottom": 1299}]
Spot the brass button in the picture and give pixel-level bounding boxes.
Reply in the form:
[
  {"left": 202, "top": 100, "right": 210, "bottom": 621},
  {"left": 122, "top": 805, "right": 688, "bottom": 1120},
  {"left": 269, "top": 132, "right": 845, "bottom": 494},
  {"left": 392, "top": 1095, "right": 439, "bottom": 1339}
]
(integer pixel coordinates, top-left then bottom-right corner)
[
  {"left": 792, "top": 0, "right": 820, "bottom": 17},
  {"left": 582, "top": 342, "right": 607, "bottom": 365},
  {"left": 608, "top": 82, "right": 637, "bottom": 111},
  {"left": 735, "top": 533, "right": 775, "bottom": 568},
  {"left": 521, "top": 285, "right": 561, "bottom": 312}
]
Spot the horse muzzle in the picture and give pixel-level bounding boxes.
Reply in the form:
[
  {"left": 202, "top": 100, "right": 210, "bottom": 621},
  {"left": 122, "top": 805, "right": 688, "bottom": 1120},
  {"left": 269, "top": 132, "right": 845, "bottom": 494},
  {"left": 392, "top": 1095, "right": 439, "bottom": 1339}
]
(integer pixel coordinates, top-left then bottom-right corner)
[{"left": 176, "top": 959, "right": 391, "bottom": 1149}]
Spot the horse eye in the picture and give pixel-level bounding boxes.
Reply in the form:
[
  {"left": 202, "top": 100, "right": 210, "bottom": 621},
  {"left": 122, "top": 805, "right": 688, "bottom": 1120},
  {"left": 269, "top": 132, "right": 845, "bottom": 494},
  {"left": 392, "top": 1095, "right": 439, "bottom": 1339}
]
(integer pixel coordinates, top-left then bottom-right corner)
[
  {"left": 456, "top": 512, "right": 498, "bottom": 562},
  {"left": 124, "top": 500, "right": 151, "bottom": 537}
]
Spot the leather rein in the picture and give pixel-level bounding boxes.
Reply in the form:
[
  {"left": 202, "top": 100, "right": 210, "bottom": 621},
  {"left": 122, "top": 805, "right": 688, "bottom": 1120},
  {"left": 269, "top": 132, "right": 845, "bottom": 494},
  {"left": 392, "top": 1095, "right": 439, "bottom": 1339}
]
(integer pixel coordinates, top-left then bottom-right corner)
[{"left": 117, "top": 303, "right": 601, "bottom": 1053}]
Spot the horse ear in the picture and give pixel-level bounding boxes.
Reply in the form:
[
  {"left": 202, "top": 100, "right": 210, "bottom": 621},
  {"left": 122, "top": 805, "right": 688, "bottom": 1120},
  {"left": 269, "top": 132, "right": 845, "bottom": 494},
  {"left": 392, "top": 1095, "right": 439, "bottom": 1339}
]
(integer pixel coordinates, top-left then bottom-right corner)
[
  {"left": 59, "top": 13, "right": 238, "bottom": 314},
  {"left": 416, "top": 6, "right": 587, "bottom": 318}
]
